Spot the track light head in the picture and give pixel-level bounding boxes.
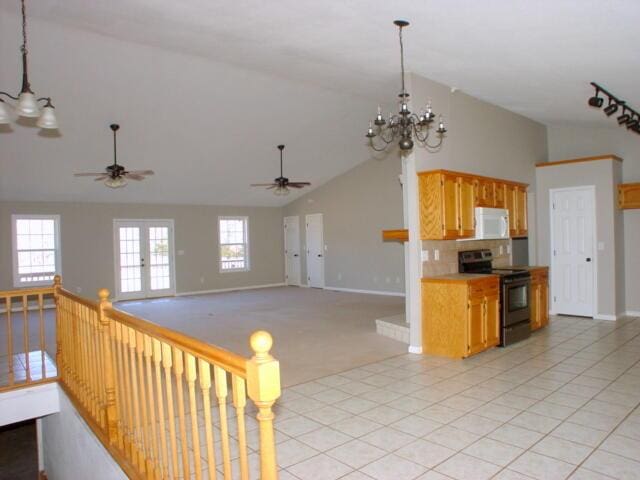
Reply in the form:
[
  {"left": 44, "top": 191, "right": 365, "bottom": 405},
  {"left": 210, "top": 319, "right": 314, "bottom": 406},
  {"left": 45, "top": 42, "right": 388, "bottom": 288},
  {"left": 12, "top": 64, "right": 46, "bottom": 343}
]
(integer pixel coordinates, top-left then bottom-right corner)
[
  {"left": 617, "top": 109, "right": 631, "bottom": 124},
  {"left": 603, "top": 101, "right": 619, "bottom": 116},
  {"left": 588, "top": 95, "right": 604, "bottom": 108},
  {"left": 626, "top": 118, "right": 639, "bottom": 129}
]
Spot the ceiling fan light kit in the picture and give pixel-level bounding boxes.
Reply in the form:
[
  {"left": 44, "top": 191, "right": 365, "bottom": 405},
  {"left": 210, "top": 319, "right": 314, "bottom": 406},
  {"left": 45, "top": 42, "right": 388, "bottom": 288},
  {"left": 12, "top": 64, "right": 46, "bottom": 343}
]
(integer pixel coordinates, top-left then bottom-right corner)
[
  {"left": 588, "top": 82, "right": 640, "bottom": 134},
  {"left": 74, "top": 124, "right": 154, "bottom": 188},
  {"left": 366, "top": 20, "right": 447, "bottom": 153},
  {"left": 251, "top": 145, "right": 311, "bottom": 196},
  {"left": 0, "top": 0, "right": 59, "bottom": 130}
]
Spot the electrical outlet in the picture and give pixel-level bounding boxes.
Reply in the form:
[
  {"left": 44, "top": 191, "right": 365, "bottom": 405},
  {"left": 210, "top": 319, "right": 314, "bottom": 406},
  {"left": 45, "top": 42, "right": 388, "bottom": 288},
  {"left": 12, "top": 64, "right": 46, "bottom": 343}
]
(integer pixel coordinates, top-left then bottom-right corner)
[
  {"left": 499, "top": 246, "right": 504, "bottom": 255},
  {"left": 373, "top": 276, "right": 378, "bottom": 283},
  {"left": 507, "top": 245, "right": 511, "bottom": 254},
  {"left": 76, "top": 286, "right": 82, "bottom": 293},
  {"left": 434, "top": 249, "right": 440, "bottom": 261},
  {"left": 200, "top": 276, "right": 205, "bottom": 284},
  {"left": 337, "top": 273, "right": 342, "bottom": 280},
  {"left": 385, "top": 277, "right": 391, "bottom": 284},
  {"left": 421, "top": 250, "right": 429, "bottom": 262},
  {"left": 598, "top": 242, "right": 605, "bottom": 251},
  {"left": 396, "top": 276, "right": 401, "bottom": 284},
  {"left": 177, "top": 249, "right": 185, "bottom": 256}
]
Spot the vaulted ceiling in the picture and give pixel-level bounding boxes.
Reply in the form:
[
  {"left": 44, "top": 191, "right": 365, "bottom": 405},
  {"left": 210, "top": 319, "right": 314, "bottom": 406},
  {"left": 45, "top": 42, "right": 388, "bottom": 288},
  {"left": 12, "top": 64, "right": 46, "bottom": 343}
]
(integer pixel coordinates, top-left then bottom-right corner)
[{"left": 1, "top": 1, "right": 638, "bottom": 205}]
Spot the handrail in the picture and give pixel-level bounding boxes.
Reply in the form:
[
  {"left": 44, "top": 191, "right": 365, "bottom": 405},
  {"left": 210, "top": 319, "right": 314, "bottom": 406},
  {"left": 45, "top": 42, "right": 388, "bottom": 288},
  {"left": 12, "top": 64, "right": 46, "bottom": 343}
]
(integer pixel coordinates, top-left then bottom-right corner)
[
  {"left": 0, "top": 285, "right": 54, "bottom": 298},
  {"left": 104, "top": 306, "right": 248, "bottom": 377},
  {"left": 56, "top": 288, "right": 98, "bottom": 310}
]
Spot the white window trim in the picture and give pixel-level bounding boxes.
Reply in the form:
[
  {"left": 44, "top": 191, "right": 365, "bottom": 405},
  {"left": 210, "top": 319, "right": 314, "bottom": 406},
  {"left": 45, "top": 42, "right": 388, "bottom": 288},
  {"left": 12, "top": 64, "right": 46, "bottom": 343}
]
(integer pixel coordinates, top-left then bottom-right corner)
[
  {"left": 218, "top": 216, "right": 250, "bottom": 273},
  {"left": 11, "top": 214, "right": 62, "bottom": 288}
]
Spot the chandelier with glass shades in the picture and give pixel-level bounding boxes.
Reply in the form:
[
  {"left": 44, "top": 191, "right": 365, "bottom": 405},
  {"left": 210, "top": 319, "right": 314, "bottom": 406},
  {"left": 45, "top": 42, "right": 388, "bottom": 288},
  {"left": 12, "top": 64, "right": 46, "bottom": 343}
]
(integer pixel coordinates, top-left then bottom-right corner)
[
  {"left": 366, "top": 20, "right": 446, "bottom": 152},
  {"left": 0, "top": 0, "right": 59, "bottom": 130}
]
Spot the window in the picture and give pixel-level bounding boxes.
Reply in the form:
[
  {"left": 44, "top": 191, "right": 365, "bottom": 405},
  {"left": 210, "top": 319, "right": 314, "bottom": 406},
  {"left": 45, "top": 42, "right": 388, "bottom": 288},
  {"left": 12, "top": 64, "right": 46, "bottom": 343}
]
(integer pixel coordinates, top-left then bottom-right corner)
[
  {"left": 12, "top": 215, "right": 61, "bottom": 287},
  {"left": 218, "top": 216, "right": 249, "bottom": 272}
]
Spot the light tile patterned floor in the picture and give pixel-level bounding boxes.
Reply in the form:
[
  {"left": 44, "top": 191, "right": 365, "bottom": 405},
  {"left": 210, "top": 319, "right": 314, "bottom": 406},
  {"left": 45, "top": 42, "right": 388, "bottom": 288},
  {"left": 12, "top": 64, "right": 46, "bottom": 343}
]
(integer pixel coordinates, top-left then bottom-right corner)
[{"left": 269, "top": 315, "right": 640, "bottom": 479}]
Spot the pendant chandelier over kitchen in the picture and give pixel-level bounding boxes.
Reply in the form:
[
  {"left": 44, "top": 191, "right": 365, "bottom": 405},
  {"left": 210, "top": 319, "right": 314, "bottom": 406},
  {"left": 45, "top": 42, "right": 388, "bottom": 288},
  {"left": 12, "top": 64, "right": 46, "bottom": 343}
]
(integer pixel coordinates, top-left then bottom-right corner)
[
  {"left": 366, "top": 20, "right": 446, "bottom": 152},
  {"left": 0, "top": 0, "right": 59, "bottom": 130}
]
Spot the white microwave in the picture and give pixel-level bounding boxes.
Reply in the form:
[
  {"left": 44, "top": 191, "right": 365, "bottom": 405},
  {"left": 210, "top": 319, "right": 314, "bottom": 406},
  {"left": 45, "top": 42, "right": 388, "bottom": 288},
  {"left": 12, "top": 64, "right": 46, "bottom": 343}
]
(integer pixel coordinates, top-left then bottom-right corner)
[{"left": 473, "top": 207, "right": 509, "bottom": 240}]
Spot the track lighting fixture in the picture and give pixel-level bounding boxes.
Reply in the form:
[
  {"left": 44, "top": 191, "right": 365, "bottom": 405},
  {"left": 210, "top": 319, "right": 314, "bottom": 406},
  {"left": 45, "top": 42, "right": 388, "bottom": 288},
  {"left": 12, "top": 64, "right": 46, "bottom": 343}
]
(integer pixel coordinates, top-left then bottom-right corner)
[{"left": 589, "top": 82, "right": 640, "bottom": 136}]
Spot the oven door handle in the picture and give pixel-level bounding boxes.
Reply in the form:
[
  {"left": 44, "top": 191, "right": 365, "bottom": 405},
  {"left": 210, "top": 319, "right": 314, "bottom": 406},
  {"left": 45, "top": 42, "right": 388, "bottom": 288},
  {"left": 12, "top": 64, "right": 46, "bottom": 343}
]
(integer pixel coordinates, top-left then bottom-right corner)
[{"left": 503, "top": 278, "right": 530, "bottom": 286}]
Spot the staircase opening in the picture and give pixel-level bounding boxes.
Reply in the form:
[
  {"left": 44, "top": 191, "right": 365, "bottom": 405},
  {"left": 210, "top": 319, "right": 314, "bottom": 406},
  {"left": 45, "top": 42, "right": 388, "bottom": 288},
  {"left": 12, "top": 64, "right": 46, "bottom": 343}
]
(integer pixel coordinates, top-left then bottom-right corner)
[{"left": 0, "top": 419, "right": 38, "bottom": 480}]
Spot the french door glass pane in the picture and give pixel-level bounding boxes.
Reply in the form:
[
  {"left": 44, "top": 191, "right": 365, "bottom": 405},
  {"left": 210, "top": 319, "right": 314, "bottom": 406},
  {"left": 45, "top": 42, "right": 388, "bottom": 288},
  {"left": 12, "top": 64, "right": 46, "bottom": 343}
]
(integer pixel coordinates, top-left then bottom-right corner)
[
  {"left": 119, "top": 227, "right": 142, "bottom": 293},
  {"left": 149, "top": 226, "right": 170, "bottom": 290}
]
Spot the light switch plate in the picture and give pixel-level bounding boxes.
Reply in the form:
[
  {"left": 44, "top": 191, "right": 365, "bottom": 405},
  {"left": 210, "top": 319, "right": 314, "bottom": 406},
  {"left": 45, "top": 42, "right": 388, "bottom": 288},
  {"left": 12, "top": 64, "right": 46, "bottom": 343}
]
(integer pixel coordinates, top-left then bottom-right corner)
[
  {"left": 598, "top": 242, "right": 605, "bottom": 251},
  {"left": 421, "top": 250, "right": 429, "bottom": 262},
  {"left": 434, "top": 249, "right": 440, "bottom": 261}
]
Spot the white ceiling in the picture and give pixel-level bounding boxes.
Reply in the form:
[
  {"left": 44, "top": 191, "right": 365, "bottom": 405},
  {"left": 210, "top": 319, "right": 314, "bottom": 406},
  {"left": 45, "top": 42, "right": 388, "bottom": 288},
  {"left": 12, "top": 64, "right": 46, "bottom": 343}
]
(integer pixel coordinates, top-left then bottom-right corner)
[
  {"left": 5, "top": 0, "right": 639, "bottom": 125},
  {"left": 1, "top": 0, "right": 638, "bottom": 206}
]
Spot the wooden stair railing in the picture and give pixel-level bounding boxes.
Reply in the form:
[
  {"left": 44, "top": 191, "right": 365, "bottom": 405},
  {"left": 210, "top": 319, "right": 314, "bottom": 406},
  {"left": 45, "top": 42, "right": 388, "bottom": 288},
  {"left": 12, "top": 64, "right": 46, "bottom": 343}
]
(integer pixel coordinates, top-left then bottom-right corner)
[
  {"left": 3, "top": 276, "right": 282, "bottom": 480},
  {"left": 0, "top": 282, "right": 58, "bottom": 392}
]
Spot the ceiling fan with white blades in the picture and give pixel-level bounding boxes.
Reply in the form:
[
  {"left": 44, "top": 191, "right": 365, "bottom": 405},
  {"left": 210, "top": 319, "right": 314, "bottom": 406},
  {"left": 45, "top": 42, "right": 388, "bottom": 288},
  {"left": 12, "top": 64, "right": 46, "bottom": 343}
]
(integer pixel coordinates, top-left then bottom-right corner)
[
  {"left": 74, "top": 124, "right": 154, "bottom": 188},
  {"left": 251, "top": 144, "right": 310, "bottom": 196}
]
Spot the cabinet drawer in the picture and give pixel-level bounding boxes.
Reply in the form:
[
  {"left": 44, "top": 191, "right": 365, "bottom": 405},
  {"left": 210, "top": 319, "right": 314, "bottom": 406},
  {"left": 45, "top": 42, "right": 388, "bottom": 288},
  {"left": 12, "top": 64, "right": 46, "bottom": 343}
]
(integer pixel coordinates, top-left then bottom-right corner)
[{"left": 469, "top": 279, "right": 499, "bottom": 297}]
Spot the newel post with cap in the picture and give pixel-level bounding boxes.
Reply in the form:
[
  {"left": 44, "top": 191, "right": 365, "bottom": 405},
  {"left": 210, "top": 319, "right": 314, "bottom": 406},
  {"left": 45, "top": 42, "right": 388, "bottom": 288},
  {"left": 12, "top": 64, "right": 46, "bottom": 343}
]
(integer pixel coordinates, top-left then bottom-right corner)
[
  {"left": 98, "top": 287, "right": 118, "bottom": 444},
  {"left": 247, "top": 330, "right": 281, "bottom": 480}
]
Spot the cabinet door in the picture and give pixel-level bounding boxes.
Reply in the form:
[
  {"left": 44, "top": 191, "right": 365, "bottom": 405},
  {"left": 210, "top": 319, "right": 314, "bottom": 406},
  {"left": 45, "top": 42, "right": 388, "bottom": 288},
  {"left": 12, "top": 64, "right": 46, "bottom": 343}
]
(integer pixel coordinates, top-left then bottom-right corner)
[
  {"left": 484, "top": 294, "right": 500, "bottom": 346},
  {"left": 540, "top": 280, "right": 549, "bottom": 327},
  {"left": 530, "top": 282, "right": 541, "bottom": 330},
  {"left": 515, "top": 186, "right": 528, "bottom": 237},
  {"left": 467, "top": 297, "right": 485, "bottom": 355},
  {"left": 494, "top": 182, "right": 506, "bottom": 208},
  {"left": 477, "top": 178, "right": 495, "bottom": 207},
  {"left": 442, "top": 174, "right": 460, "bottom": 238},
  {"left": 505, "top": 184, "right": 517, "bottom": 237},
  {"left": 458, "top": 176, "right": 476, "bottom": 237},
  {"left": 619, "top": 184, "right": 640, "bottom": 209}
]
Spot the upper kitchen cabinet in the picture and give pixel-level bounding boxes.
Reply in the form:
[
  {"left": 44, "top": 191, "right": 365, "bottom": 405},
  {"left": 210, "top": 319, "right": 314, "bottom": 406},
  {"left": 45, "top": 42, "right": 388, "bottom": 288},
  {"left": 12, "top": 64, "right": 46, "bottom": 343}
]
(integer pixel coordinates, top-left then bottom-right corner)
[
  {"left": 419, "top": 170, "right": 528, "bottom": 240},
  {"left": 419, "top": 171, "right": 476, "bottom": 240},
  {"left": 619, "top": 183, "right": 640, "bottom": 209}
]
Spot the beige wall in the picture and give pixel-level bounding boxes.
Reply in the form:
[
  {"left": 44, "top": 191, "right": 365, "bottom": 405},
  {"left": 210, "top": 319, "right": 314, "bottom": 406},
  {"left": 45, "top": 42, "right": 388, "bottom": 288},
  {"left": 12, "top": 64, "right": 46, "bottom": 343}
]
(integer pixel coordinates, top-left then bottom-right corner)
[
  {"left": 547, "top": 125, "right": 637, "bottom": 313},
  {"left": 0, "top": 202, "right": 284, "bottom": 296},
  {"left": 283, "top": 155, "right": 405, "bottom": 294},
  {"left": 535, "top": 159, "right": 625, "bottom": 318}
]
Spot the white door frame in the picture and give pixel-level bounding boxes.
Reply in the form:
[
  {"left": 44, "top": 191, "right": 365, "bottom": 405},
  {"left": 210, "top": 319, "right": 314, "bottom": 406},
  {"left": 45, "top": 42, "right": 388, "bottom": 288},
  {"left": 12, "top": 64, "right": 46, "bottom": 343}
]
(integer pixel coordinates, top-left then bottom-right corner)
[
  {"left": 284, "top": 216, "right": 301, "bottom": 286},
  {"left": 549, "top": 186, "right": 598, "bottom": 317},
  {"left": 305, "top": 213, "right": 325, "bottom": 288},
  {"left": 113, "top": 219, "right": 177, "bottom": 301}
]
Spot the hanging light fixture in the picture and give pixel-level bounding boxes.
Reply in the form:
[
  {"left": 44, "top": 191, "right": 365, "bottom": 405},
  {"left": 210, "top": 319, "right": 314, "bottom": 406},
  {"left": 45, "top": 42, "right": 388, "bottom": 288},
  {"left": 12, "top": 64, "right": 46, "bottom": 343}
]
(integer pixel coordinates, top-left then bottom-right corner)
[
  {"left": 366, "top": 20, "right": 447, "bottom": 152},
  {"left": 0, "top": 0, "right": 58, "bottom": 130}
]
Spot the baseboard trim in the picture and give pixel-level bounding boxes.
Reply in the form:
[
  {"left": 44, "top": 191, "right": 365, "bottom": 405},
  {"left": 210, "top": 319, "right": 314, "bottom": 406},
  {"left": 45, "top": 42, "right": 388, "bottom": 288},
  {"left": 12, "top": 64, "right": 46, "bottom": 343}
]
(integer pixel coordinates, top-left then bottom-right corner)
[
  {"left": 408, "top": 345, "right": 423, "bottom": 354},
  {"left": 594, "top": 313, "right": 618, "bottom": 321},
  {"left": 176, "top": 283, "right": 286, "bottom": 297},
  {"left": 324, "top": 286, "right": 405, "bottom": 297},
  {"left": 625, "top": 310, "right": 640, "bottom": 317}
]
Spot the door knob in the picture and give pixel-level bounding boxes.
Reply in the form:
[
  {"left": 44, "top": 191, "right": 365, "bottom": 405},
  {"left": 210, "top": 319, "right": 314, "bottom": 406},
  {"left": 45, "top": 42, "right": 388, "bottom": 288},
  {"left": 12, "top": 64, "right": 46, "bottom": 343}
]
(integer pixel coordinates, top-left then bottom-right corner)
[
  {"left": 317, "top": 254, "right": 323, "bottom": 258},
  {"left": 294, "top": 254, "right": 299, "bottom": 257},
  {"left": 586, "top": 258, "right": 591, "bottom": 262}
]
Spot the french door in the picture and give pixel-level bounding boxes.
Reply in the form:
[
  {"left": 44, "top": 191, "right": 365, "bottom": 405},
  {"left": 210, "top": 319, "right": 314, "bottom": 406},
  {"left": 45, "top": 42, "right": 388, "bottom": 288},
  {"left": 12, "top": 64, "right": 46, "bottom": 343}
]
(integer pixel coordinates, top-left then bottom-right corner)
[
  {"left": 550, "top": 187, "right": 595, "bottom": 317},
  {"left": 114, "top": 220, "right": 175, "bottom": 300}
]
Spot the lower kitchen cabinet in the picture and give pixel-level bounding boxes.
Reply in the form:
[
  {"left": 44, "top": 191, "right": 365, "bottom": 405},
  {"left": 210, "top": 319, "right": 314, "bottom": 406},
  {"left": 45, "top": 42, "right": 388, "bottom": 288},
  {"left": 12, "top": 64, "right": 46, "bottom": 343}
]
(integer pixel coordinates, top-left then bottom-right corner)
[
  {"left": 530, "top": 267, "right": 549, "bottom": 331},
  {"left": 422, "top": 276, "right": 500, "bottom": 358}
]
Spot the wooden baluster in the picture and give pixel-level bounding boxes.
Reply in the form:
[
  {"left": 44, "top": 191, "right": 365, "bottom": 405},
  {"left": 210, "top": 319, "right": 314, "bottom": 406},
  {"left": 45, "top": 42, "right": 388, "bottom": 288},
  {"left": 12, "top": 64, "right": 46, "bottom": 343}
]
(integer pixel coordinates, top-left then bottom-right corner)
[
  {"left": 95, "top": 309, "right": 107, "bottom": 428},
  {"left": 98, "top": 289, "right": 118, "bottom": 445},
  {"left": 128, "top": 327, "right": 145, "bottom": 473},
  {"left": 198, "top": 360, "right": 217, "bottom": 480},
  {"left": 87, "top": 307, "right": 99, "bottom": 421},
  {"left": 232, "top": 375, "right": 249, "bottom": 480},
  {"left": 38, "top": 293, "right": 46, "bottom": 379},
  {"left": 162, "top": 343, "right": 179, "bottom": 478},
  {"left": 135, "top": 331, "right": 153, "bottom": 478},
  {"left": 114, "top": 321, "right": 129, "bottom": 452},
  {"left": 6, "top": 297, "right": 13, "bottom": 385},
  {"left": 214, "top": 365, "right": 232, "bottom": 480},
  {"left": 77, "top": 301, "right": 87, "bottom": 408},
  {"left": 186, "top": 354, "right": 202, "bottom": 480},
  {"left": 53, "top": 276, "right": 62, "bottom": 377},
  {"left": 153, "top": 339, "right": 170, "bottom": 479},
  {"left": 121, "top": 323, "right": 136, "bottom": 463},
  {"left": 22, "top": 295, "right": 30, "bottom": 383},
  {"left": 247, "top": 331, "right": 281, "bottom": 480},
  {"left": 172, "top": 348, "right": 190, "bottom": 480},
  {"left": 143, "top": 335, "right": 160, "bottom": 479}
]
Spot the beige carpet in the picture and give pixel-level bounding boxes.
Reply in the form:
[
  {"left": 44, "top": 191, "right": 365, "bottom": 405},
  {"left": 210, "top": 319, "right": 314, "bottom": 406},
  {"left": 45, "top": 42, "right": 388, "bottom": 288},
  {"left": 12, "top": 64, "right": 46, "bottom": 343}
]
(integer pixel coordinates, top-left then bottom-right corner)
[{"left": 118, "top": 287, "right": 406, "bottom": 387}]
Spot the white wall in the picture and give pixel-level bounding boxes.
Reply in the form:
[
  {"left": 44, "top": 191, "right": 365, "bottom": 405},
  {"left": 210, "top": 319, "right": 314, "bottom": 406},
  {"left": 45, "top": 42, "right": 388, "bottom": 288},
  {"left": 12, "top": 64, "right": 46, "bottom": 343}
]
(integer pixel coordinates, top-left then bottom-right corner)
[
  {"left": 547, "top": 125, "right": 638, "bottom": 313},
  {"left": 42, "top": 388, "right": 127, "bottom": 480}
]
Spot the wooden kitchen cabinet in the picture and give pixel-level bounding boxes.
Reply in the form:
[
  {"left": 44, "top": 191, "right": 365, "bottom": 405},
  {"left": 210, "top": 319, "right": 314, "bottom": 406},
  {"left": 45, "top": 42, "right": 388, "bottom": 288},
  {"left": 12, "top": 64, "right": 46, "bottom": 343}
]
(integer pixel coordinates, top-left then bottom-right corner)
[
  {"left": 419, "top": 171, "right": 475, "bottom": 240},
  {"left": 618, "top": 183, "right": 640, "bottom": 209},
  {"left": 422, "top": 275, "right": 500, "bottom": 358},
  {"left": 419, "top": 170, "right": 528, "bottom": 240},
  {"left": 530, "top": 267, "right": 549, "bottom": 331}
]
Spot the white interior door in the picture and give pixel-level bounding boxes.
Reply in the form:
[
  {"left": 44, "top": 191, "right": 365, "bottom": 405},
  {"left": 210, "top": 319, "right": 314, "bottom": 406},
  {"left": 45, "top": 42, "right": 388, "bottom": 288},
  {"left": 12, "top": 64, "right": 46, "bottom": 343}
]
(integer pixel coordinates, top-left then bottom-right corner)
[
  {"left": 305, "top": 214, "right": 324, "bottom": 288},
  {"left": 551, "top": 187, "right": 595, "bottom": 317},
  {"left": 284, "top": 216, "right": 301, "bottom": 286},
  {"left": 114, "top": 220, "right": 175, "bottom": 300}
]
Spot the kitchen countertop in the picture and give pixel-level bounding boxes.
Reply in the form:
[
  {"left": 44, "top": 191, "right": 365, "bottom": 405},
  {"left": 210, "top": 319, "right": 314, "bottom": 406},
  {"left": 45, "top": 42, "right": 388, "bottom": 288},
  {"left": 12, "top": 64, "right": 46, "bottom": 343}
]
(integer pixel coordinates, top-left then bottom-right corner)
[{"left": 509, "top": 265, "right": 549, "bottom": 271}]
